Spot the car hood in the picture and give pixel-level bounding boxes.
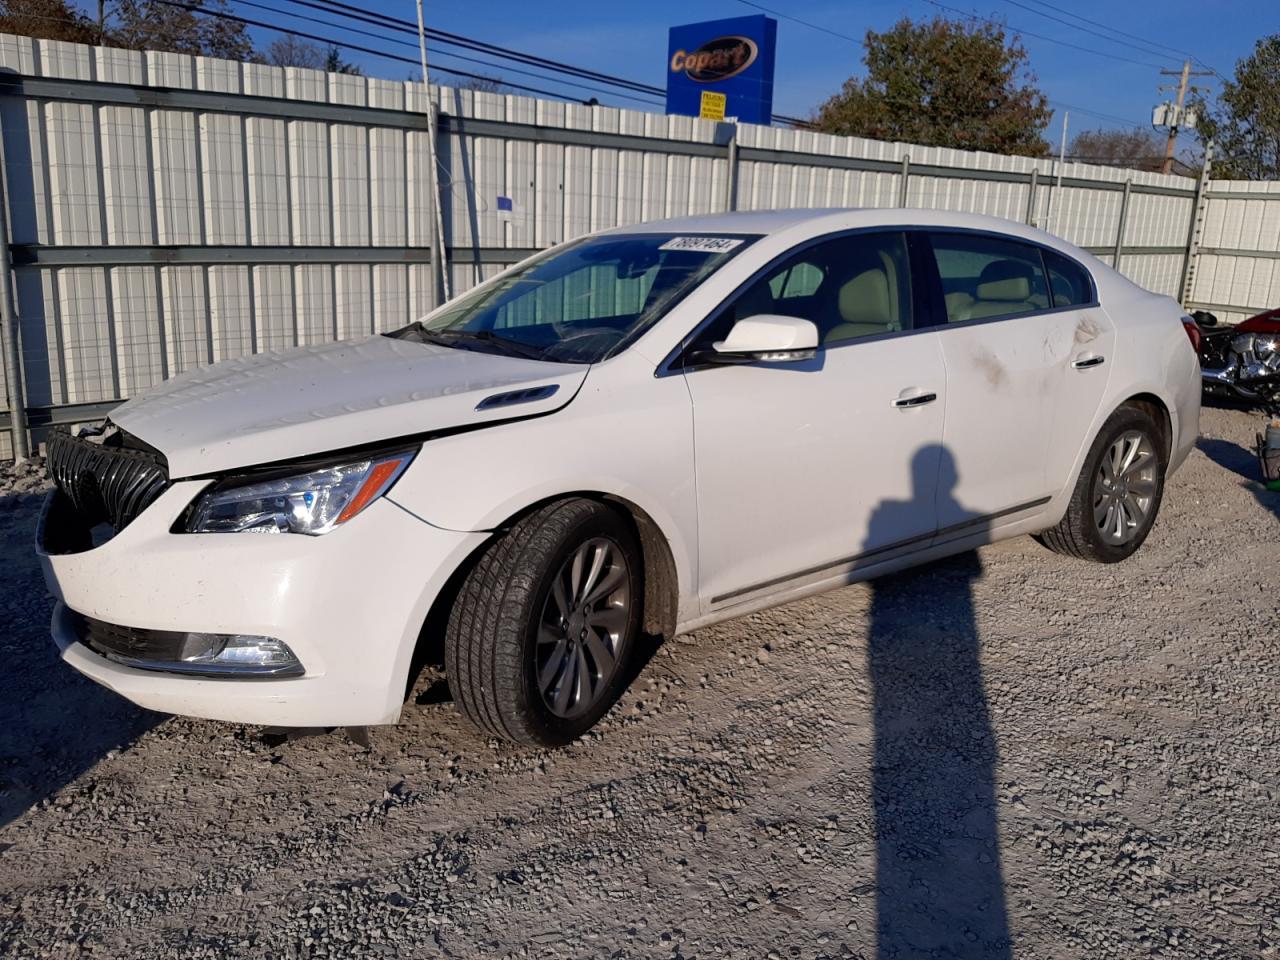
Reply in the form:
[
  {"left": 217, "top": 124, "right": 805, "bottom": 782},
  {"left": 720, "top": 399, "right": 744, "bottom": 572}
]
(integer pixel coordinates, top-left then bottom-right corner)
[{"left": 110, "top": 336, "right": 588, "bottom": 477}]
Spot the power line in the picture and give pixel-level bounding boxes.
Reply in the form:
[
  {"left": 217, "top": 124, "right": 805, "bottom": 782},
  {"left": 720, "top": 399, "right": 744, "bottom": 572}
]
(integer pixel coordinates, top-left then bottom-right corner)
[
  {"left": 1048, "top": 100, "right": 1147, "bottom": 131},
  {"left": 296, "top": 0, "right": 812, "bottom": 126},
  {"left": 235, "top": 0, "right": 665, "bottom": 105},
  {"left": 289, "top": 1, "right": 809, "bottom": 125},
  {"left": 302, "top": 0, "right": 665, "bottom": 98},
  {"left": 731, "top": 0, "right": 860, "bottom": 45},
  {"left": 992, "top": 0, "right": 1179, "bottom": 65},
  {"left": 151, "top": 0, "right": 631, "bottom": 104},
  {"left": 1011, "top": 0, "right": 1225, "bottom": 77},
  {"left": 922, "top": 0, "right": 1170, "bottom": 70}
]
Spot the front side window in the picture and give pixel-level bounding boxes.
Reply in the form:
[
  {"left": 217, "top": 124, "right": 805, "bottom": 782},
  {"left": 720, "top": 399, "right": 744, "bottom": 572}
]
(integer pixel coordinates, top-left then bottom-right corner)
[
  {"left": 401, "top": 233, "right": 757, "bottom": 363},
  {"left": 929, "top": 233, "right": 1051, "bottom": 323},
  {"left": 711, "top": 232, "right": 914, "bottom": 348},
  {"left": 1043, "top": 249, "right": 1094, "bottom": 307}
]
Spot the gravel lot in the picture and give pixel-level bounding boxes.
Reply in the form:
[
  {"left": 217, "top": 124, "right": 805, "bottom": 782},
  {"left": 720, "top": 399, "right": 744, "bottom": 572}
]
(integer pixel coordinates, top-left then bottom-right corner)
[{"left": 1, "top": 403, "right": 1277, "bottom": 959}]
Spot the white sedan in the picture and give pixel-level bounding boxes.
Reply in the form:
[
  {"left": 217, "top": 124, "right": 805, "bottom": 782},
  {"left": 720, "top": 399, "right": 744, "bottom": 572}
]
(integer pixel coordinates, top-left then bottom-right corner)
[{"left": 37, "top": 209, "right": 1201, "bottom": 746}]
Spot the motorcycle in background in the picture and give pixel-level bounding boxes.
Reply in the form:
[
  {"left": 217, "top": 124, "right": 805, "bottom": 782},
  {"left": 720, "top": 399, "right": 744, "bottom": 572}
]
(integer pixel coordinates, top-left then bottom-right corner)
[{"left": 1194, "top": 307, "right": 1280, "bottom": 416}]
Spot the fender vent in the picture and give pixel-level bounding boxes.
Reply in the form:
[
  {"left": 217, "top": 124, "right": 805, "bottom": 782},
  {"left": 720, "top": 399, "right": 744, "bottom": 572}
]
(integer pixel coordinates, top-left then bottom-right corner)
[{"left": 474, "top": 383, "right": 560, "bottom": 411}]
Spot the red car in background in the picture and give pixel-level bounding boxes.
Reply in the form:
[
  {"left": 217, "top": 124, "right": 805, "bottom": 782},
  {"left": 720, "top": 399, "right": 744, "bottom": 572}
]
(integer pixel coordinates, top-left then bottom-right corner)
[{"left": 1195, "top": 306, "right": 1280, "bottom": 412}]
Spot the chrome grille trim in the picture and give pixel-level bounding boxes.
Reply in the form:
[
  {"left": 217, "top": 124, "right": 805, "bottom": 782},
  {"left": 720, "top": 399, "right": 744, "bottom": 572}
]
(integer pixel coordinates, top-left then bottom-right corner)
[{"left": 46, "top": 426, "right": 170, "bottom": 532}]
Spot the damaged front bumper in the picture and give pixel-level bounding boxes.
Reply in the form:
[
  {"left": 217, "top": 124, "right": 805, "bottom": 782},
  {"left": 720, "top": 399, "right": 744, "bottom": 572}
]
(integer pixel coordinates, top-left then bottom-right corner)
[{"left": 36, "top": 482, "right": 487, "bottom": 727}]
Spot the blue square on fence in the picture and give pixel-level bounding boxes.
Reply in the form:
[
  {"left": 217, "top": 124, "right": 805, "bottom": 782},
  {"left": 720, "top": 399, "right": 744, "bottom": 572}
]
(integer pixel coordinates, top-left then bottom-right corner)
[{"left": 496, "top": 196, "right": 513, "bottom": 212}]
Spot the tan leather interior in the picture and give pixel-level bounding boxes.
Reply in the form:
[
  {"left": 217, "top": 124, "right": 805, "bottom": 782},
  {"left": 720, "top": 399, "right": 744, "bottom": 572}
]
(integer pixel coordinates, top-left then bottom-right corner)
[
  {"left": 826, "top": 251, "right": 902, "bottom": 344},
  {"left": 951, "top": 259, "right": 1048, "bottom": 321}
]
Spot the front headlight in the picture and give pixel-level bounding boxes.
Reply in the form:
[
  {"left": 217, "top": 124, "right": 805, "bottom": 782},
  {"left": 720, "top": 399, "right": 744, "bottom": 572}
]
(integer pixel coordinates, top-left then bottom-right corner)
[{"left": 187, "top": 449, "right": 416, "bottom": 535}]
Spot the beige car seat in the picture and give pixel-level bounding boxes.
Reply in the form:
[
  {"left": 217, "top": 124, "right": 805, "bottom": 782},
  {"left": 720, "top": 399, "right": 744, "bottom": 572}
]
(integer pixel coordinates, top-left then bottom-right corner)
[
  {"left": 824, "top": 250, "right": 903, "bottom": 344},
  {"left": 959, "top": 260, "right": 1047, "bottom": 320}
]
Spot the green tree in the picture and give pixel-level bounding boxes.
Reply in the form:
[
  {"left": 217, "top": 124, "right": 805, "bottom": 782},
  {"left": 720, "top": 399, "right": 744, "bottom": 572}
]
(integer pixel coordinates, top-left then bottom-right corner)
[
  {"left": 323, "top": 44, "right": 362, "bottom": 76},
  {"left": 1195, "top": 34, "right": 1280, "bottom": 180},
  {"left": 813, "top": 17, "right": 1051, "bottom": 156},
  {"left": 0, "top": 0, "right": 100, "bottom": 45},
  {"left": 111, "top": 0, "right": 255, "bottom": 61}
]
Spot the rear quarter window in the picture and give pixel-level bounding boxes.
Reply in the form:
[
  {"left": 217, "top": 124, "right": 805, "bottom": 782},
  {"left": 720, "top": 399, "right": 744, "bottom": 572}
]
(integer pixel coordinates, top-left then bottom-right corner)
[{"left": 1042, "top": 249, "right": 1094, "bottom": 307}]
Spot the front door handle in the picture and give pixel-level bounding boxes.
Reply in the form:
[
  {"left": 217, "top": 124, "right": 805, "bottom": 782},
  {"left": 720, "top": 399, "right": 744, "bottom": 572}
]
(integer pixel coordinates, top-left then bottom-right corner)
[
  {"left": 1072, "top": 355, "right": 1106, "bottom": 369},
  {"left": 892, "top": 392, "right": 938, "bottom": 408}
]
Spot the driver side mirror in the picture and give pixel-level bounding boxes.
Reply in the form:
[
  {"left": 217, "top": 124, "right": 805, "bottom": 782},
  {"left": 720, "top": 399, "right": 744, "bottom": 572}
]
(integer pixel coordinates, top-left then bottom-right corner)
[{"left": 691, "top": 314, "right": 819, "bottom": 365}]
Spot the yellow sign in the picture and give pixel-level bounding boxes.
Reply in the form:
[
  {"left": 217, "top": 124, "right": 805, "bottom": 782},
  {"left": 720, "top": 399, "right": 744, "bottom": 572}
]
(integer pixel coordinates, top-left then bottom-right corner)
[{"left": 699, "top": 90, "right": 727, "bottom": 122}]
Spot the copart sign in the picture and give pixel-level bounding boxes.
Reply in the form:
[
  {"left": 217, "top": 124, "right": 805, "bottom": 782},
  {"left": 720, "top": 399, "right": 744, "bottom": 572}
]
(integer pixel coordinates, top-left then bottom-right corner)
[{"left": 665, "top": 15, "right": 777, "bottom": 126}]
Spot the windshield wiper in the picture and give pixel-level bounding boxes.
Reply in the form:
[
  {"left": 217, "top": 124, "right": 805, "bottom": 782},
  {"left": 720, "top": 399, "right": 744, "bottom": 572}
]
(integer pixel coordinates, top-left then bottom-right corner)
[
  {"left": 429, "top": 329, "right": 550, "bottom": 361},
  {"left": 397, "top": 323, "right": 456, "bottom": 348}
]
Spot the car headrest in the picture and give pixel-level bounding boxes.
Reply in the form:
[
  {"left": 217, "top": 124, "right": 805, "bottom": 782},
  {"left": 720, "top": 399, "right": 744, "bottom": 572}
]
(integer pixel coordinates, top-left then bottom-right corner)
[
  {"left": 976, "top": 260, "right": 1035, "bottom": 301},
  {"left": 838, "top": 265, "right": 891, "bottom": 327}
]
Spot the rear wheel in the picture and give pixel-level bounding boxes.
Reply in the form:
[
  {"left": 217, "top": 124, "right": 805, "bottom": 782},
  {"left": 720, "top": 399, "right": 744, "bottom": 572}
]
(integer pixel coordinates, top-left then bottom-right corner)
[
  {"left": 1037, "top": 404, "right": 1167, "bottom": 563},
  {"left": 444, "top": 499, "right": 642, "bottom": 746}
]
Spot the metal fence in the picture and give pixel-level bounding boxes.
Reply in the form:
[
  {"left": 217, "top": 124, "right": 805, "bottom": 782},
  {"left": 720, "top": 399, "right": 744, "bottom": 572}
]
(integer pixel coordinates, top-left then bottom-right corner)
[{"left": 1, "top": 32, "right": 1277, "bottom": 458}]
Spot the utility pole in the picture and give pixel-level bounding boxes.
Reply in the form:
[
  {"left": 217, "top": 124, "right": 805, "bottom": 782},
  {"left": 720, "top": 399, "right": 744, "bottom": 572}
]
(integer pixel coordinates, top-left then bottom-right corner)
[
  {"left": 1043, "top": 111, "right": 1068, "bottom": 233},
  {"left": 415, "top": 0, "right": 451, "bottom": 307},
  {"left": 1155, "top": 60, "right": 1213, "bottom": 176}
]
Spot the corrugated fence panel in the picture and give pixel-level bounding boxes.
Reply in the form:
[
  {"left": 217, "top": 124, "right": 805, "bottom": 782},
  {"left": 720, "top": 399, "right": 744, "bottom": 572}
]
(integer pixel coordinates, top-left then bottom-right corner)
[
  {"left": 1193, "top": 181, "right": 1280, "bottom": 318},
  {"left": 2, "top": 29, "right": 1271, "bottom": 436}
]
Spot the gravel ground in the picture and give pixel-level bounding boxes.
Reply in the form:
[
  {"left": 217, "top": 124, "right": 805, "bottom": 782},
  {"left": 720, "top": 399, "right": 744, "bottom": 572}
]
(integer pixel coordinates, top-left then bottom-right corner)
[{"left": 1, "top": 403, "right": 1278, "bottom": 959}]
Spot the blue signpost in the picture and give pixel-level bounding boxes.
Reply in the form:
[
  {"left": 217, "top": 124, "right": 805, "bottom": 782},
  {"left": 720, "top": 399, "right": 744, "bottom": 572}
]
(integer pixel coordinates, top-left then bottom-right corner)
[{"left": 666, "top": 15, "right": 778, "bottom": 126}]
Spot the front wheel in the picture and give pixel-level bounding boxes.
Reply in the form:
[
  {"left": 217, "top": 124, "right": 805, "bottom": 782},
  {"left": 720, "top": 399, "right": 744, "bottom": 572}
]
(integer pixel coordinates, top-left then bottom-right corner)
[
  {"left": 1037, "top": 404, "right": 1167, "bottom": 563},
  {"left": 444, "top": 499, "right": 642, "bottom": 747}
]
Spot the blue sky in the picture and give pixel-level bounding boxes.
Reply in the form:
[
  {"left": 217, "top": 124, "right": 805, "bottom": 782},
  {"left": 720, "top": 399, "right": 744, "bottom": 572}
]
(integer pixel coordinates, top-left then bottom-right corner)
[{"left": 90, "top": 1, "right": 1267, "bottom": 149}]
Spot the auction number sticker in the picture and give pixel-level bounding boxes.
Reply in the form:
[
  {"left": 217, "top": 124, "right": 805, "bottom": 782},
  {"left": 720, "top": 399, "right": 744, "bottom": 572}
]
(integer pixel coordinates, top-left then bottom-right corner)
[{"left": 658, "top": 236, "right": 744, "bottom": 253}]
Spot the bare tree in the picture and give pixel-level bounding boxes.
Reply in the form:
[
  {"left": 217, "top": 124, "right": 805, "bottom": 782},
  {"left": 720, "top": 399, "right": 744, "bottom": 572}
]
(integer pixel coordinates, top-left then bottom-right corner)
[
  {"left": 266, "top": 34, "right": 325, "bottom": 69},
  {"left": 1067, "top": 128, "right": 1165, "bottom": 172},
  {"left": 457, "top": 74, "right": 508, "bottom": 95}
]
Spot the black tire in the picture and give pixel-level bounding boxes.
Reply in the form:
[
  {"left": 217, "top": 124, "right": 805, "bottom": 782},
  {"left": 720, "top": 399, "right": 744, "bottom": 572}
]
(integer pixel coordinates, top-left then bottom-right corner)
[
  {"left": 1037, "top": 404, "right": 1167, "bottom": 563},
  {"left": 444, "top": 498, "right": 643, "bottom": 747}
]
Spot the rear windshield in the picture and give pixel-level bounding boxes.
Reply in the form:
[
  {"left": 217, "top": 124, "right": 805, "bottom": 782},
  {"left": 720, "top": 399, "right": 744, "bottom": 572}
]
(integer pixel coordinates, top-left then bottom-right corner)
[{"left": 394, "top": 233, "right": 758, "bottom": 363}]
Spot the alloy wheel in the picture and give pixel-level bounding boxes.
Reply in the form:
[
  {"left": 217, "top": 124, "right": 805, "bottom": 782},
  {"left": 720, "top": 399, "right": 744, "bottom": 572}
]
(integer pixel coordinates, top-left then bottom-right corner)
[
  {"left": 1094, "top": 430, "right": 1158, "bottom": 546},
  {"left": 536, "top": 537, "right": 632, "bottom": 718}
]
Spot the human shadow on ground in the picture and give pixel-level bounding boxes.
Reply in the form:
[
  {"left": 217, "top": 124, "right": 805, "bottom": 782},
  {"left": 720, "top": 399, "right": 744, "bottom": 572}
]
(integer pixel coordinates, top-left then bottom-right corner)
[
  {"left": 0, "top": 491, "right": 161, "bottom": 831},
  {"left": 864, "top": 446, "right": 1012, "bottom": 958}
]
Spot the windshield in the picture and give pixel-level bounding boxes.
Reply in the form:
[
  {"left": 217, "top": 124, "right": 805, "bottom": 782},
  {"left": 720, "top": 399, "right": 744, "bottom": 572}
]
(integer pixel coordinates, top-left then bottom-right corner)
[{"left": 392, "top": 233, "right": 758, "bottom": 363}]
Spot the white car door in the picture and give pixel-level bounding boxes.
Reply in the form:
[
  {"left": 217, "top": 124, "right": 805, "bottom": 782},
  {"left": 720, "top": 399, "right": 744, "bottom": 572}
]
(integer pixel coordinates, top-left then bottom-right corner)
[
  {"left": 924, "top": 231, "right": 1116, "bottom": 530},
  {"left": 680, "top": 231, "right": 947, "bottom": 612}
]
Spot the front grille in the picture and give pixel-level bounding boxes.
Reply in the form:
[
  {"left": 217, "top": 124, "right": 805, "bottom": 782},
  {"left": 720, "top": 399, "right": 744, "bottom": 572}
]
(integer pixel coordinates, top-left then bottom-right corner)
[
  {"left": 70, "top": 610, "right": 188, "bottom": 663},
  {"left": 46, "top": 424, "right": 170, "bottom": 533}
]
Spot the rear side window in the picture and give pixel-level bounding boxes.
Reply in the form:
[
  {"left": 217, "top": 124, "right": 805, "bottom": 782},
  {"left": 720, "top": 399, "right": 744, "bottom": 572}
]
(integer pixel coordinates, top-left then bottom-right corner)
[
  {"left": 1042, "top": 249, "right": 1094, "bottom": 307},
  {"left": 928, "top": 233, "right": 1051, "bottom": 323}
]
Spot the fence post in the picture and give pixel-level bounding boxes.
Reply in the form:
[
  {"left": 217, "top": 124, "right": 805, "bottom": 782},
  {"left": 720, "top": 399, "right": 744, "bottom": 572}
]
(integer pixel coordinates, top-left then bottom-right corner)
[
  {"left": 0, "top": 129, "right": 30, "bottom": 461},
  {"left": 724, "top": 125, "right": 739, "bottom": 212},
  {"left": 1113, "top": 179, "right": 1132, "bottom": 273},
  {"left": 1024, "top": 169, "right": 1038, "bottom": 225},
  {"left": 898, "top": 155, "right": 910, "bottom": 207},
  {"left": 1179, "top": 141, "right": 1213, "bottom": 306}
]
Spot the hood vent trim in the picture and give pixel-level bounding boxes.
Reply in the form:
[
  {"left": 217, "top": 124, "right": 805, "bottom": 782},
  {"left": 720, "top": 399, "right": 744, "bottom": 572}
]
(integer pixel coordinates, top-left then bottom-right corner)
[{"left": 474, "top": 384, "right": 560, "bottom": 411}]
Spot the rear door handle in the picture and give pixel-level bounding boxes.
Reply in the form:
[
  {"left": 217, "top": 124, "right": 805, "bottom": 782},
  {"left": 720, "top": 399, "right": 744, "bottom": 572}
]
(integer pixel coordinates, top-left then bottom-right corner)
[
  {"left": 1072, "top": 355, "right": 1106, "bottom": 369},
  {"left": 892, "top": 392, "right": 938, "bottom": 408}
]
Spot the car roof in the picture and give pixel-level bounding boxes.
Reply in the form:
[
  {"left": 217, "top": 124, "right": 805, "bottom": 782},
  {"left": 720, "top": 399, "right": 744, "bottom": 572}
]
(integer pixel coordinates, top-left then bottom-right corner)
[{"left": 601, "top": 207, "right": 1077, "bottom": 250}]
